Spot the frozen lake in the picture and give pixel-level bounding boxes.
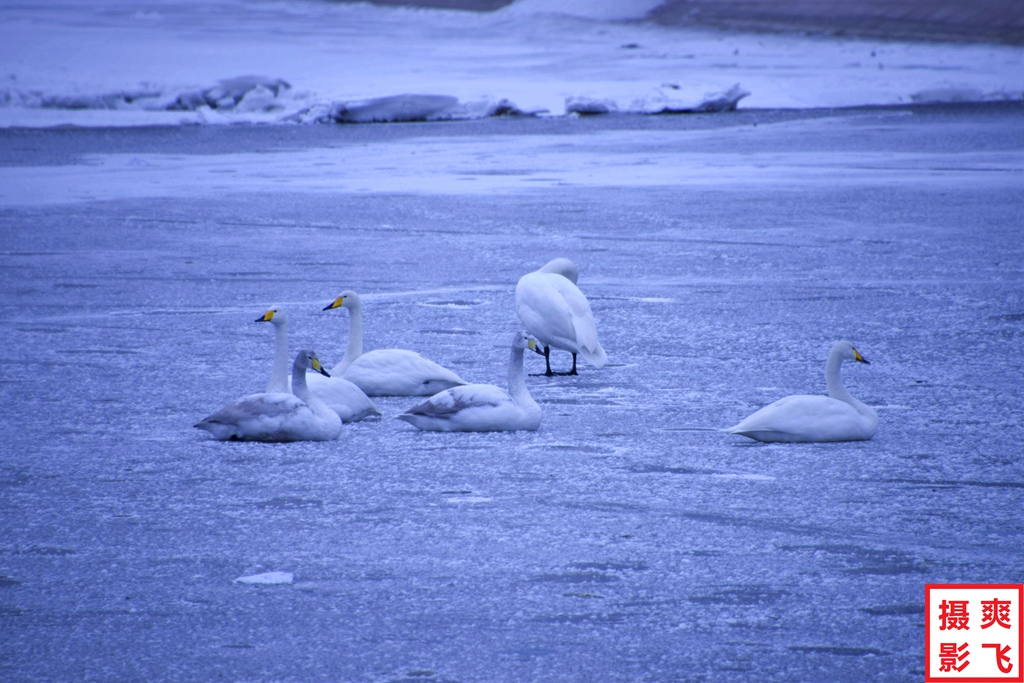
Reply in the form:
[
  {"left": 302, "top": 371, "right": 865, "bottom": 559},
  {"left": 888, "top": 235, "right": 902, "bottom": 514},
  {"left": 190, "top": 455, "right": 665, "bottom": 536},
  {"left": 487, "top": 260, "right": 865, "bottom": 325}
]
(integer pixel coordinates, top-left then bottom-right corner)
[{"left": 1, "top": 103, "right": 1023, "bottom": 681}]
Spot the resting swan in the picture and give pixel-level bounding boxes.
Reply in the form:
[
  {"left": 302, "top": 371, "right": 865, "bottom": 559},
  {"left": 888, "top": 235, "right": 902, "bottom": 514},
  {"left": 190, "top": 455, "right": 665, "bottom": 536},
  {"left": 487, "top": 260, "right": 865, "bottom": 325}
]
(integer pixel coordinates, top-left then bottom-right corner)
[
  {"left": 195, "top": 349, "right": 343, "bottom": 442},
  {"left": 515, "top": 258, "right": 607, "bottom": 376},
  {"left": 397, "top": 331, "right": 542, "bottom": 432},
  {"left": 725, "top": 340, "right": 878, "bottom": 443},
  {"left": 256, "top": 306, "right": 381, "bottom": 423},
  {"left": 323, "top": 290, "right": 467, "bottom": 396}
]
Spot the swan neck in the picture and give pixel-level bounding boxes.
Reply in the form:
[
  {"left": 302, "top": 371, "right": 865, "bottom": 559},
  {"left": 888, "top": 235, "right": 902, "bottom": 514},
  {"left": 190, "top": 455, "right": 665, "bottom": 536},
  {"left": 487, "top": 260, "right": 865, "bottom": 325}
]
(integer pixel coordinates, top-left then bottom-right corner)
[
  {"left": 507, "top": 345, "right": 531, "bottom": 404},
  {"left": 825, "top": 350, "right": 855, "bottom": 405},
  {"left": 267, "top": 322, "right": 290, "bottom": 394},
  {"left": 291, "top": 359, "right": 312, "bottom": 402},
  {"left": 338, "top": 302, "right": 363, "bottom": 372},
  {"left": 291, "top": 358, "right": 333, "bottom": 416}
]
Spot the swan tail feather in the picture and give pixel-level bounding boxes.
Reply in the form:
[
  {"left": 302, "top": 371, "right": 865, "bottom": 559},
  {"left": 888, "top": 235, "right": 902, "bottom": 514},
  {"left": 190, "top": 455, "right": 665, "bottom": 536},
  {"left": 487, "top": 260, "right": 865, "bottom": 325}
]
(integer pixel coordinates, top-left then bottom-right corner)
[
  {"left": 569, "top": 313, "right": 605, "bottom": 368},
  {"left": 578, "top": 343, "right": 607, "bottom": 368}
]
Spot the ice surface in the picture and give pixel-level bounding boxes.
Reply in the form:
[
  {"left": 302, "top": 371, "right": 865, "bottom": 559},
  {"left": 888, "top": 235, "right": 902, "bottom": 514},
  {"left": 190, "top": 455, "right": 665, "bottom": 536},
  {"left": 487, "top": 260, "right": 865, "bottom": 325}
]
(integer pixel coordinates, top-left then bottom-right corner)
[
  {"left": 0, "top": 0, "right": 1022, "bottom": 127},
  {"left": 1, "top": 104, "right": 1022, "bottom": 681}
]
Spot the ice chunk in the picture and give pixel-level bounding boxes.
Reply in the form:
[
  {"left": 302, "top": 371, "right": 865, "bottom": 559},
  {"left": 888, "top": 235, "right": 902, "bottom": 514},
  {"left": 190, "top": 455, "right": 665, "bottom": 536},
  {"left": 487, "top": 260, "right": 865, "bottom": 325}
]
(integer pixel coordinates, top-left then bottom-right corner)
[
  {"left": 328, "top": 94, "right": 461, "bottom": 123},
  {"left": 170, "top": 76, "right": 291, "bottom": 111},
  {"left": 565, "top": 97, "right": 619, "bottom": 115},
  {"left": 234, "top": 571, "right": 294, "bottom": 585},
  {"left": 637, "top": 83, "right": 750, "bottom": 114}
]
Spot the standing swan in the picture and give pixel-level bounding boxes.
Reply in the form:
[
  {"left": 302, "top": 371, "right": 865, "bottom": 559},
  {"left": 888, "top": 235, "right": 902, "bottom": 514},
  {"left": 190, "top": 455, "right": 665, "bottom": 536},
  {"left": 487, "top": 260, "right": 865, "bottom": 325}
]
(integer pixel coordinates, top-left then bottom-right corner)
[
  {"left": 515, "top": 258, "right": 607, "bottom": 376},
  {"left": 322, "top": 290, "right": 467, "bottom": 396},
  {"left": 195, "top": 350, "right": 343, "bottom": 442},
  {"left": 397, "top": 331, "right": 542, "bottom": 432},
  {"left": 725, "top": 340, "right": 878, "bottom": 443},
  {"left": 256, "top": 306, "right": 381, "bottom": 423}
]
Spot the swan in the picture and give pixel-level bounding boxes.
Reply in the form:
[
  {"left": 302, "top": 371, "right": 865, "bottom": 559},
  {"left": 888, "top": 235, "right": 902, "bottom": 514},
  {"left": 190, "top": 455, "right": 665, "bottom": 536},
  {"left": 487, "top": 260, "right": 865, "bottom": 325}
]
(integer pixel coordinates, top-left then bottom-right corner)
[
  {"left": 724, "top": 340, "right": 878, "bottom": 443},
  {"left": 515, "top": 258, "right": 607, "bottom": 376},
  {"left": 195, "top": 349, "right": 343, "bottom": 442},
  {"left": 397, "top": 331, "right": 542, "bottom": 432},
  {"left": 256, "top": 306, "right": 381, "bottom": 423},
  {"left": 322, "top": 290, "right": 467, "bottom": 396}
]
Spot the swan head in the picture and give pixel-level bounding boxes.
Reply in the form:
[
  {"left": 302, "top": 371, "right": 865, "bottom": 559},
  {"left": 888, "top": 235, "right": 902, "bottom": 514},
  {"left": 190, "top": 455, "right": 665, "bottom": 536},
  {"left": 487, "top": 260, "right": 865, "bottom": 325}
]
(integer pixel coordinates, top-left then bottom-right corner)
[
  {"left": 255, "top": 306, "right": 287, "bottom": 326},
  {"left": 323, "top": 290, "right": 360, "bottom": 312},
  {"left": 833, "top": 340, "right": 870, "bottom": 365},
  {"left": 294, "top": 349, "right": 330, "bottom": 377},
  {"left": 537, "top": 258, "right": 579, "bottom": 285},
  {"left": 513, "top": 331, "right": 540, "bottom": 354}
]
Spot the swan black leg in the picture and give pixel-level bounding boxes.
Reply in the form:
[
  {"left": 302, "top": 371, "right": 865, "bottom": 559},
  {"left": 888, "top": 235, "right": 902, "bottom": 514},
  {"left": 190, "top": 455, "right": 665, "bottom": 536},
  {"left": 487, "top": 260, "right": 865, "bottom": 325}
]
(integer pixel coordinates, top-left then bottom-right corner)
[
  {"left": 569, "top": 353, "right": 578, "bottom": 375},
  {"left": 544, "top": 346, "right": 554, "bottom": 376}
]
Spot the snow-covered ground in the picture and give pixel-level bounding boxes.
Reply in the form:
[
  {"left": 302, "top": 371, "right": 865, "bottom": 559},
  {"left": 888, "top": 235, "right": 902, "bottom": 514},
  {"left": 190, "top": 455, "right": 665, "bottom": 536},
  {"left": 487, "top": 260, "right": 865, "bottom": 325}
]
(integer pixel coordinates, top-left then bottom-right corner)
[
  {"left": 1, "top": 2, "right": 1023, "bottom": 681},
  {"left": 0, "top": 0, "right": 1021, "bottom": 128}
]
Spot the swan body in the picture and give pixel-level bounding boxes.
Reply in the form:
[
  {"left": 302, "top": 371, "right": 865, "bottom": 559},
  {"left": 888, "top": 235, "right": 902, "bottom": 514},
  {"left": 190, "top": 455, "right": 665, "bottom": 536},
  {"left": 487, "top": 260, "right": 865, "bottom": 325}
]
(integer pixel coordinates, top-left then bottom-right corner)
[
  {"left": 196, "top": 350, "right": 343, "bottom": 442},
  {"left": 515, "top": 258, "right": 607, "bottom": 375},
  {"left": 304, "top": 372, "right": 383, "bottom": 422},
  {"left": 725, "top": 340, "right": 878, "bottom": 443},
  {"left": 257, "top": 306, "right": 380, "bottom": 423},
  {"left": 398, "top": 332, "right": 542, "bottom": 432},
  {"left": 323, "top": 290, "right": 467, "bottom": 396}
]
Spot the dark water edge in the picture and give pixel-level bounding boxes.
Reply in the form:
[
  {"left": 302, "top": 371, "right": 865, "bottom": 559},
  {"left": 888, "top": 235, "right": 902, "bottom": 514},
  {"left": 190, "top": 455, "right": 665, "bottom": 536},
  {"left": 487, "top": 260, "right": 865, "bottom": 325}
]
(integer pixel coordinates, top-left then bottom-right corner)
[{"left": 1, "top": 100, "right": 1022, "bottom": 168}]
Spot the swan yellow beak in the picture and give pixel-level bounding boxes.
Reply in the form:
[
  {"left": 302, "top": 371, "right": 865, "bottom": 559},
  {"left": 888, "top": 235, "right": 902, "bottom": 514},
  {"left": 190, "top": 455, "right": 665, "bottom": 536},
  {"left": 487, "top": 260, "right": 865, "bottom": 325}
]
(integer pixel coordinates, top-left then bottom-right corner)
[
  {"left": 323, "top": 296, "right": 344, "bottom": 311},
  {"left": 311, "top": 356, "right": 330, "bottom": 377},
  {"left": 256, "top": 310, "right": 275, "bottom": 323},
  {"left": 528, "top": 338, "right": 537, "bottom": 352},
  {"left": 854, "top": 348, "right": 870, "bottom": 364}
]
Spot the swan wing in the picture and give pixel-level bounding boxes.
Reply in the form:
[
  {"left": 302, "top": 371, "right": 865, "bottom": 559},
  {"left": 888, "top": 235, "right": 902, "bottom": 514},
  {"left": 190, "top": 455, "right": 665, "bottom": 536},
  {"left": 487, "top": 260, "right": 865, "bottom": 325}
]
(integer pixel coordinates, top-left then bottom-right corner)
[
  {"left": 403, "top": 383, "right": 511, "bottom": 419},
  {"left": 199, "top": 392, "right": 306, "bottom": 426},
  {"left": 549, "top": 276, "right": 606, "bottom": 363},
  {"left": 344, "top": 348, "right": 466, "bottom": 396},
  {"left": 302, "top": 373, "right": 382, "bottom": 422}
]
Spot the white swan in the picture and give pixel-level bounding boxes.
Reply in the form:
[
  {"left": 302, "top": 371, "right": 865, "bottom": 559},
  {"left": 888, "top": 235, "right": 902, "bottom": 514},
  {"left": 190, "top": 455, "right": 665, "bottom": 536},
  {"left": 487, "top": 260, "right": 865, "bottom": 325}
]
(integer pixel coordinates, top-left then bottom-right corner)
[
  {"left": 322, "top": 290, "right": 467, "bottom": 396},
  {"left": 397, "top": 331, "right": 542, "bottom": 432},
  {"left": 724, "top": 340, "right": 878, "bottom": 443},
  {"left": 195, "top": 349, "right": 343, "bottom": 442},
  {"left": 515, "top": 258, "right": 607, "bottom": 376},
  {"left": 256, "top": 306, "right": 381, "bottom": 423}
]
